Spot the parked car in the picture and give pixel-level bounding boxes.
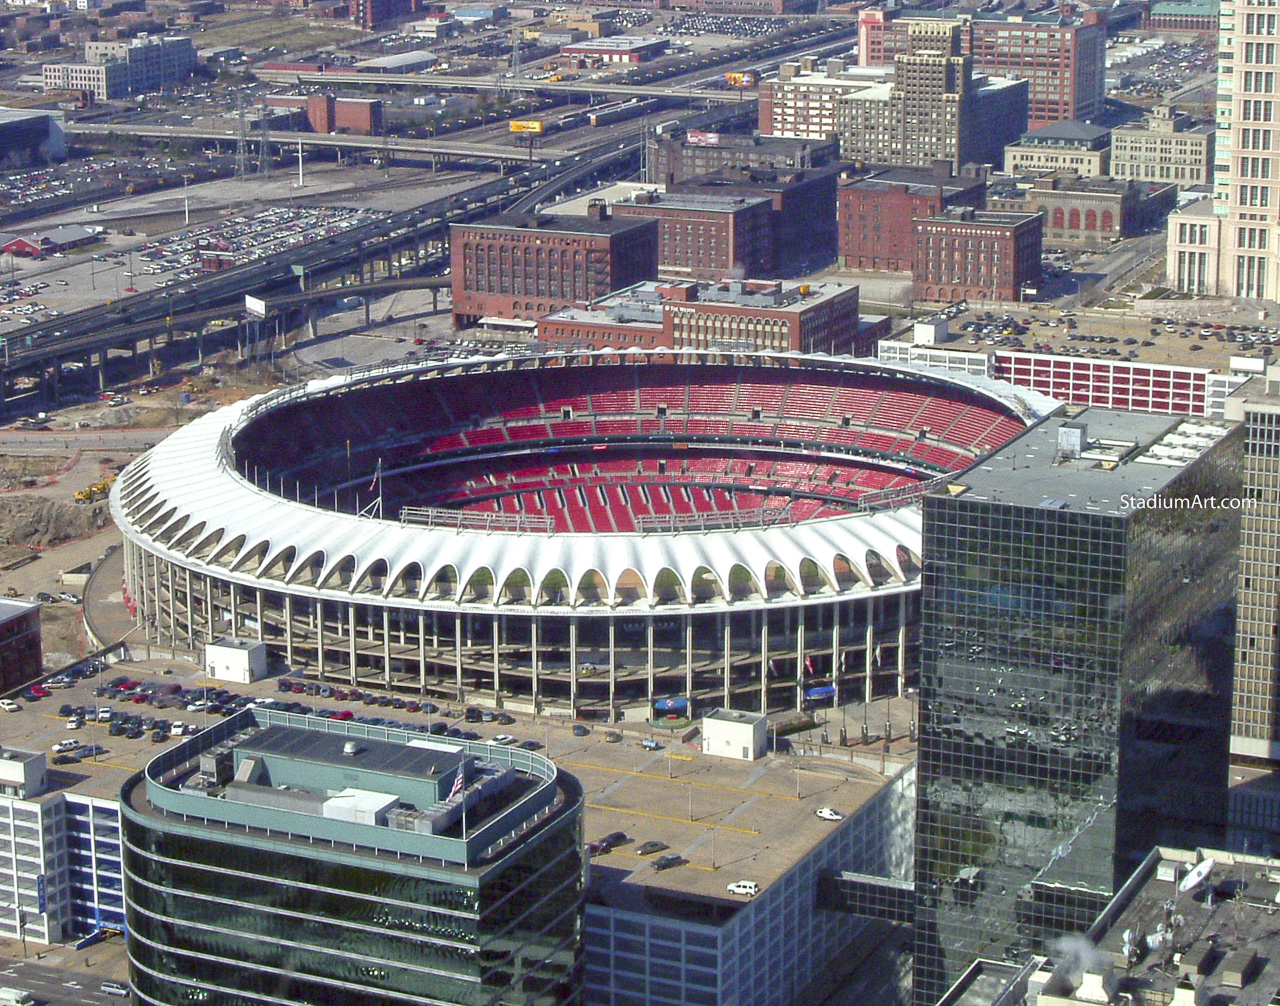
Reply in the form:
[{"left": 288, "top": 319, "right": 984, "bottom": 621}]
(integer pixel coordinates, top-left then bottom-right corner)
[
  {"left": 600, "top": 831, "right": 628, "bottom": 850},
  {"left": 816, "top": 807, "right": 844, "bottom": 822},
  {"left": 1, "top": 698, "right": 22, "bottom": 712},
  {"left": 726, "top": 880, "right": 759, "bottom": 897},
  {"left": 635, "top": 840, "right": 669, "bottom": 856},
  {"left": 652, "top": 854, "right": 685, "bottom": 871},
  {"left": 572, "top": 724, "right": 590, "bottom": 737}
]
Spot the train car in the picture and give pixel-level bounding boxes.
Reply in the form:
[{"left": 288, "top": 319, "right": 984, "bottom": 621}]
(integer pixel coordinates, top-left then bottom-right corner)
[{"left": 588, "top": 99, "right": 660, "bottom": 128}]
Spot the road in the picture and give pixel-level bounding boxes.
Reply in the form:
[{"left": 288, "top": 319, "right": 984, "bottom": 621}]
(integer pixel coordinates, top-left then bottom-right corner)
[{"left": 0, "top": 958, "right": 128, "bottom": 1006}]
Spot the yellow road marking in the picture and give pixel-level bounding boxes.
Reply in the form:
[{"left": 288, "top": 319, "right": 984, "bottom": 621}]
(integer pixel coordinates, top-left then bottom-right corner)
[{"left": 584, "top": 802, "right": 760, "bottom": 834}]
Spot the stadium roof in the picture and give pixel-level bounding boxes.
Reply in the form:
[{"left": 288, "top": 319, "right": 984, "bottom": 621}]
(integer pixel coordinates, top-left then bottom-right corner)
[{"left": 112, "top": 351, "right": 1057, "bottom": 615}]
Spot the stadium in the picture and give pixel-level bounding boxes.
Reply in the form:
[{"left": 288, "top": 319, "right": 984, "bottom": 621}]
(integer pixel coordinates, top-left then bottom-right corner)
[{"left": 111, "top": 349, "right": 1055, "bottom": 720}]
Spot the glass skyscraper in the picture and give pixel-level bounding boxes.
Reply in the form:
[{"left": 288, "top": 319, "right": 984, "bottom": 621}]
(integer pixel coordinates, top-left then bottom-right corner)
[
  {"left": 913, "top": 409, "right": 1242, "bottom": 1005},
  {"left": 121, "top": 709, "right": 585, "bottom": 1006}
]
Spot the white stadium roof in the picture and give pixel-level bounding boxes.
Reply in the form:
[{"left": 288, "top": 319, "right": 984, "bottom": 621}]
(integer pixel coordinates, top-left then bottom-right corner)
[{"left": 113, "top": 351, "right": 1057, "bottom": 614}]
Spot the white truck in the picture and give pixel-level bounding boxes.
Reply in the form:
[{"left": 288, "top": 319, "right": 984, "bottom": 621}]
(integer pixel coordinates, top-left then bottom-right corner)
[{"left": 0, "top": 987, "right": 35, "bottom": 1006}]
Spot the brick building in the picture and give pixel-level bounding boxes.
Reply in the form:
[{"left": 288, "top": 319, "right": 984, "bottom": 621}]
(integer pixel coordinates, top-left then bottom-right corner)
[
  {"left": 610, "top": 190, "right": 776, "bottom": 281},
  {"left": 264, "top": 94, "right": 383, "bottom": 135},
  {"left": 537, "top": 278, "right": 868, "bottom": 354},
  {"left": 913, "top": 208, "right": 1043, "bottom": 303},
  {"left": 857, "top": 8, "right": 1108, "bottom": 128},
  {"left": 837, "top": 165, "right": 985, "bottom": 271},
  {"left": 348, "top": 0, "right": 422, "bottom": 30},
  {"left": 987, "top": 172, "right": 1178, "bottom": 249},
  {"left": 0, "top": 599, "right": 41, "bottom": 696},
  {"left": 43, "top": 33, "right": 195, "bottom": 99},
  {"left": 645, "top": 129, "right": 839, "bottom": 186},
  {"left": 560, "top": 36, "right": 667, "bottom": 63},
  {"left": 450, "top": 207, "right": 659, "bottom": 327},
  {"left": 1002, "top": 119, "right": 1112, "bottom": 177},
  {"left": 672, "top": 163, "right": 842, "bottom": 276},
  {"left": 1143, "top": 0, "right": 1218, "bottom": 34}
]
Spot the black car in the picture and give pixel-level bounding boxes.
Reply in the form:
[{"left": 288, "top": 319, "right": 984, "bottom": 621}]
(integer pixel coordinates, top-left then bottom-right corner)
[
  {"left": 460, "top": 731, "right": 481, "bottom": 741},
  {"left": 519, "top": 740, "right": 543, "bottom": 751},
  {"left": 428, "top": 721, "right": 448, "bottom": 734},
  {"left": 572, "top": 724, "right": 590, "bottom": 737},
  {"left": 652, "top": 854, "right": 685, "bottom": 871},
  {"left": 52, "top": 754, "right": 80, "bottom": 765},
  {"left": 108, "top": 722, "right": 126, "bottom": 736},
  {"left": 151, "top": 730, "right": 168, "bottom": 743},
  {"left": 600, "top": 832, "right": 627, "bottom": 850},
  {"left": 126, "top": 727, "right": 145, "bottom": 740},
  {"left": 464, "top": 707, "right": 483, "bottom": 723},
  {"left": 496, "top": 713, "right": 515, "bottom": 726},
  {"left": 59, "top": 703, "right": 75, "bottom": 718},
  {"left": 420, "top": 701, "right": 439, "bottom": 714},
  {"left": 153, "top": 719, "right": 170, "bottom": 733},
  {"left": 277, "top": 679, "right": 295, "bottom": 693}
]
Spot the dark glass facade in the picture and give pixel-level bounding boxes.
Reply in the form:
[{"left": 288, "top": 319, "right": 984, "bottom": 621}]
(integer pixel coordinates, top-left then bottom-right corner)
[
  {"left": 121, "top": 774, "right": 585, "bottom": 1006},
  {"left": 913, "top": 431, "right": 1241, "bottom": 1005}
]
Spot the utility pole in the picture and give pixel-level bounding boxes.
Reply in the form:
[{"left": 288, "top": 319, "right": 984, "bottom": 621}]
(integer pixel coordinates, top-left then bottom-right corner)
[
  {"left": 235, "top": 93, "right": 248, "bottom": 179},
  {"left": 260, "top": 102, "right": 272, "bottom": 178}
]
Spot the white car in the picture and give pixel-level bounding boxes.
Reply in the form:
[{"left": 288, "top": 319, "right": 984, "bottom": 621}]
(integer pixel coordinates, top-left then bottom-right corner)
[
  {"left": 0, "top": 699, "right": 19, "bottom": 712},
  {"left": 58, "top": 592, "right": 80, "bottom": 604},
  {"left": 815, "top": 807, "right": 844, "bottom": 822},
  {"left": 96, "top": 707, "right": 113, "bottom": 722},
  {"left": 487, "top": 734, "right": 518, "bottom": 746},
  {"left": 726, "top": 880, "right": 759, "bottom": 897},
  {"left": 52, "top": 739, "right": 80, "bottom": 753},
  {"left": 67, "top": 717, "right": 84, "bottom": 729}
]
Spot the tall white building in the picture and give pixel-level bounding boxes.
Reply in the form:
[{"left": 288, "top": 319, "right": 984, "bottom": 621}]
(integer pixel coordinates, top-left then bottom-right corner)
[{"left": 1166, "top": 0, "right": 1277, "bottom": 297}]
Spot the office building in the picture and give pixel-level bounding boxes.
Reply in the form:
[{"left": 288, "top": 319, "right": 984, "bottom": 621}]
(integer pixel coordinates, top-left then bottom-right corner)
[
  {"left": 536, "top": 278, "right": 866, "bottom": 354},
  {"left": 836, "top": 22, "right": 1028, "bottom": 172},
  {"left": 450, "top": 208, "right": 659, "bottom": 326},
  {"left": 913, "top": 410, "right": 1242, "bottom": 1004},
  {"left": 610, "top": 190, "right": 776, "bottom": 280},
  {"left": 44, "top": 34, "right": 196, "bottom": 99},
  {"left": 584, "top": 764, "right": 916, "bottom": 1006},
  {"left": 857, "top": 8, "right": 1108, "bottom": 128},
  {"left": 1164, "top": 0, "right": 1277, "bottom": 297},
  {"left": 1110, "top": 104, "right": 1215, "bottom": 186},
  {"left": 877, "top": 341, "right": 1249, "bottom": 418},
  {"left": 1002, "top": 120, "right": 1112, "bottom": 178},
  {"left": 121, "top": 709, "right": 586, "bottom": 1005},
  {"left": 759, "top": 56, "right": 890, "bottom": 142},
  {"left": 912, "top": 208, "right": 1043, "bottom": 303},
  {"left": 837, "top": 165, "right": 985, "bottom": 271},
  {"left": 988, "top": 173, "right": 1178, "bottom": 249},
  {"left": 645, "top": 129, "right": 838, "bottom": 187},
  {"left": 0, "top": 599, "right": 41, "bottom": 694},
  {"left": 672, "top": 164, "right": 842, "bottom": 276},
  {"left": 1223, "top": 367, "right": 1280, "bottom": 846}
]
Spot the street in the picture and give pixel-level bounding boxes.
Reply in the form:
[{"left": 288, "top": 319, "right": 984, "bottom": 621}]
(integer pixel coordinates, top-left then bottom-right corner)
[{"left": 0, "top": 957, "right": 128, "bottom": 1006}]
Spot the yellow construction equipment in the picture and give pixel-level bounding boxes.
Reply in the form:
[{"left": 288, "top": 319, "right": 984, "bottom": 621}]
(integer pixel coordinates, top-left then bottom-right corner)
[{"left": 74, "top": 475, "right": 116, "bottom": 504}]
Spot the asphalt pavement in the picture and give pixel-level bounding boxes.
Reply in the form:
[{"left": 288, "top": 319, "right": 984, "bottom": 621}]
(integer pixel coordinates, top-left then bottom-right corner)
[{"left": 0, "top": 953, "right": 130, "bottom": 1006}]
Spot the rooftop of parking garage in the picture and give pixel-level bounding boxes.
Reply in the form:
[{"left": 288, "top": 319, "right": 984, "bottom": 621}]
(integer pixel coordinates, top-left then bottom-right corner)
[{"left": 575, "top": 732, "right": 900, "bottom": 913}]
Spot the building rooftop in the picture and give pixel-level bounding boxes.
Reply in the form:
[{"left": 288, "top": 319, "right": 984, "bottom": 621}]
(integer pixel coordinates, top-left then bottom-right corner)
[
  {"left": 947, "top": 408, "right": 1236, "bottom": 514},
  {"left": 1045, "top": 846, "right": 1280, "bottom": 1006},
  {"left": 614, "top": 191, "right": 774, "bottom": 214},
  {"left": 1014, "top": 119, "right": 1111, "bottom": 146},
  {"left": 581, "top": 730, "right": 905, "bottom": 917},
  {"left": 1149, "top": 0, "right": 1218, "bottom": 15},
  {"left": 0, "top": 597, "right": 39, "bottom": 622},
  {"left": 238, "top": 723, "right": 464, "bottom": 781},
  {"left": 561, "top": 35, "right": 665, "bottom": 51},
  {"left": 841, "top": 165, "right": 985, "bottom": 199},
  {"left": 703, "top": 708, "right": 768, "bottom": 726},
  {"left": 454, "top": 212, "right": 657, "bottom": 237}
]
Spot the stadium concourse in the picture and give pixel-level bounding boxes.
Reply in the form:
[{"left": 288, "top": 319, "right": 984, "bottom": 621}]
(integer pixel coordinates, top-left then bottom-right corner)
[{"left": 111, "top": 349, "right": 1057, "bottom": 722}]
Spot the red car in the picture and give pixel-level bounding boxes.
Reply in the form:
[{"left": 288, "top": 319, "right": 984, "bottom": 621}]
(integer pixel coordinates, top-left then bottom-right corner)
[
  {"left": 334, "top": 710, "right": 353, "bottom": 721},
  {"left": 30, "top": 685, "right": 51, "bottom": 698}
]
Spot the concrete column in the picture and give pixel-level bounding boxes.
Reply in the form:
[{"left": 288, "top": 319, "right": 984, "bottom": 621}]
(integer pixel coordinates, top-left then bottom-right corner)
[
  {"left": 865, "top": 597, "right": 875, "bottom": 705},
  {"left": 722, "top": 613, "right": 731, "bottom": 709},
  {"left": 795, "top": 608, "right": 805, "bottom": 712},
  {"left": 493, "top": 616, "right": 501, "bottom": 699},
  {"left": 454, "top": 613, "right": 463, "bottom": 700},
  {"left": 383, "top": 607, "right": 392, "bottom": 686},
  {"left": 317, "top": 603, "right": 326, "bottom": 678},
  {"left": 832, "top": 604, "right": 842, "bottom": 707},
  {"left": 759, "top": 615, "right": 769, "bottom": 714},
  {"left": 608, "top": 619, "right": 616, "bottom": 720},
  {"left": 285, "top": 595, "right": 294, "bottom": 668},
  {"left": 96, "top": 350, "right": 107, "bottom": 392},
  {"left": 255, "top": 589, "right": 264, "bottom": 642},
  {"left": 185, "top": 568, "right": 194, "bottom": 650},
  {"left": 646, "top": 617, "right": 655, "bottom": 710},
  {"left": 228, "top": 583, "right": 238, "bottom": 638},
  {"left": 685, "top": 615, "right": 693, "bottom": 701},
  {"left": 569, "top": 616, "right": 578, "bottom": 714},
  {"left": 531, "top": 616, "right": 540, "bottom": 711},
  {"left": 897, "top": 592, "right": 908, "bottom": 696},
  {"left": 418, "top": 611, "right": 427, "bottom": 693},
  {"left": 348, "top": 604, "right": 358, "bottom": 686}
]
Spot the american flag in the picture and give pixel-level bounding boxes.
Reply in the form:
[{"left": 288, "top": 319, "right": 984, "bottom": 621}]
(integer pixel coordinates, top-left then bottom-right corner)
[{"left": 449, "top": 771, "right": 465, "bottom": 800}]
